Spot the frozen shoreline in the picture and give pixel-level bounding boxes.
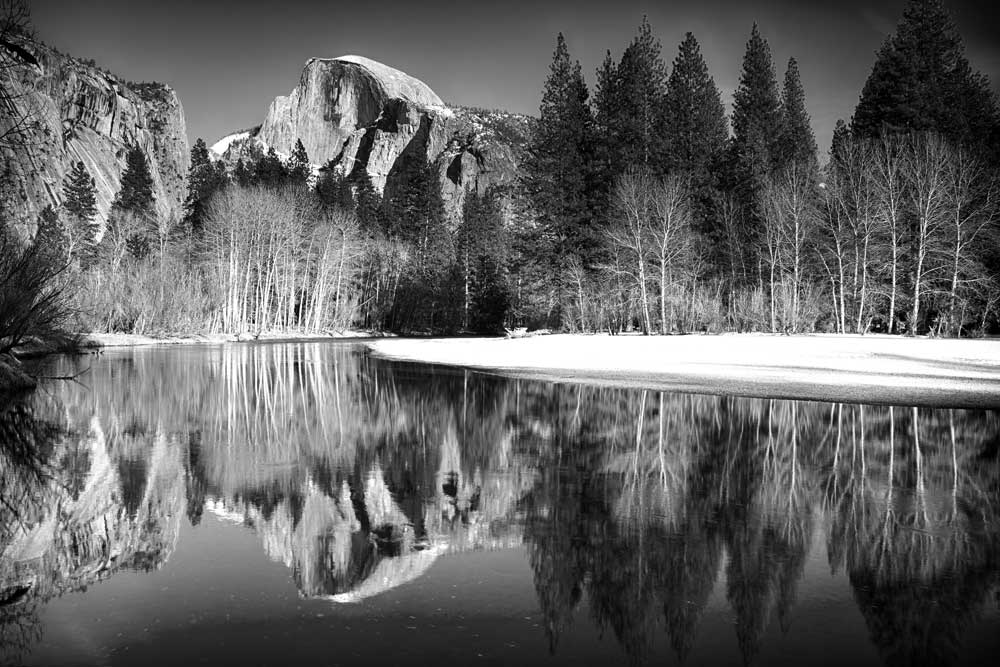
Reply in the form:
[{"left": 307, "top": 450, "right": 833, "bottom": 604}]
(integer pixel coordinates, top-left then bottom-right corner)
[{"left": 366, "top": 333, "right": 1000, "bottom": 408}]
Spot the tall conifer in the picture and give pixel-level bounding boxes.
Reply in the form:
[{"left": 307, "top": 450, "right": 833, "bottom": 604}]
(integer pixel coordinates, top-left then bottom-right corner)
[
  {"left": 852, "top": 0, "right": 998, "bottom": 150},
  {"left": 34, "top": 204, "right": 66, "bottom": 259},
  {"left": 113, "top": 144, "right": 155, "bottom": 215},
  {"left": 615, "top": 17, "right": 669, "bottom": 172},
  {"left": 254, "top": 147, "right": 287, "bottom": 188},
  {"left": 775, "top": 58, "right": 818, "bottom": 172},
  {"left": 183, "top": 138, "right": 224, "bottom": 232},
  {"left": 726, "top": 24, "right": 783, "bottom": 280},
  {"left": 524, "top": 33, "right": 596, "bottom": 267},
  {"left": 62, "top": 161, "right": 97, "bottom": 225},
  {"left": 315, "top": 160, "right": 355, "bottom": 212},
  {"left": 592, "top": 50, "right": 622, "bottom": 213},
  {"left": 287, "top": 139, "right": 310, "bottom": 185},
  {"left": 353, "top": 171, "right": 382, "bottom": 231},
  {"left": 663, "top": 32, "right": 728, "bottom": 175},
  {"left": 731, "top": 24, "right": 783, "bottom": 178}
]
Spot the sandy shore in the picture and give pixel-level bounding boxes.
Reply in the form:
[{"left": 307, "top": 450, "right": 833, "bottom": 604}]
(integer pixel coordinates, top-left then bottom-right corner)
[{"left": 367, "top": 333, "right": 1000, "bottom": 408}]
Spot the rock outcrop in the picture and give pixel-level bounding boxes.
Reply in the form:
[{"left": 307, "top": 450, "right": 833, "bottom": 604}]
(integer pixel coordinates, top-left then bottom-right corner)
[
  {"left": 1, "top": 43, "right": 189, "bottom": 233},
  {"left": 215, "top": 55, "right": 530, "bottom": 225}
]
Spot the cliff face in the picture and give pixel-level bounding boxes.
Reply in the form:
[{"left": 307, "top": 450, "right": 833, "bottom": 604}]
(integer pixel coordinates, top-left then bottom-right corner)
[
  {"left": 216, "top": 55, "right": 530, "bottom": 225},
  {"left": 1, "top": 44, "right": 188, "bottom": 232}
]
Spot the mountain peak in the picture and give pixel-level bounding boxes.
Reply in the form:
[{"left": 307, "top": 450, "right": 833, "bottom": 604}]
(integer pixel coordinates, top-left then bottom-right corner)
[{"left": 314, "top": 54, "right": 445, "bottom": 108}]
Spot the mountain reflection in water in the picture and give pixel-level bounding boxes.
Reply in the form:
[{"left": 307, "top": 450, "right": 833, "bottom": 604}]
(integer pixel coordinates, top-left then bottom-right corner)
[{"left": 1, "top": 343, "right": 998, "bottom": 666}]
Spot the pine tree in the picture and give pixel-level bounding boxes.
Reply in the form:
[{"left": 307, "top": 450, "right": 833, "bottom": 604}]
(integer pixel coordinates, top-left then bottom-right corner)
[
  {"left": 62, "top": 161, "right": 97, "bottom": 225},
  {"left": 113, "top": 144, "right": 155, "bottom": 215},
  {"left": 592, "top": 50, "right": 622, "bottom": 213},
  {"left": 852, "top": 0, "right": 998, "bottom": 151},
  {"left": 615, "top": 17, "right": 670, "bottom": 172},
  {"left": 663, "top": 32, "right": 729, "bottom": 176},
  {"left": 731, "top": 24, "right": 783, "bottom": 177},
  {"left": 726, "top": 24, "right": 783, "bottom": 282},
  {"left": 457, "top": 190, "right": 508, "bottom": 332},
  {"left": 384, "top": 160, "right": 454, "bottom": 331},
  {"left": 352, "top": 170, "right": 382, "bottom": 231},
  {"left": 315, "top": 160, "right": 355, "bottom": 212},
  {"left": 34, "top": 204, "right": 67, "bottom": 260},
  {"left": 775, "top": 58, "right": 818, "bottom": 172},
  {"left": 287, "top": 138, "right": 310, "bottom": 185},
  {"left": 385, "top": 159, "right": 444, "bottom": 251},
  {"left": 524, "top": 33, "right": 596, "bottom": 268},
  {"left": 233, "top": 158, "right": 252, "bottom": 187},
  {"left": 61, "top": 160, "right": 99, "bottom": 254},
  {"left": 829, "top": 118, "right": 850, "bottom": 165},
  {"left": 183, "top": 138, "right": 225, "bottom": 232},
  {"left": 254, "top": 147, "right": 287, "bottom": 188},
  {"left": 214, "top": 161, "right": 228, "bottom": 186},
  {"left": 663, "top": 32, "right": 730, "bottom": 272}
]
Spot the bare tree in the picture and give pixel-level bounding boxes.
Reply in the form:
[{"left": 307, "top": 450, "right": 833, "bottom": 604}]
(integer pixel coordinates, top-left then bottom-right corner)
[
  {"left": 719, "top": 191, "right": 747, "bottom": 289},
  {"left": 0, "top": 0, "right": 37, "bottom": 151},
  {"left": 199, "top": 185, "right": 363, "bottom": 334},
  {"left": 823, "top": 137, "right": 880, "bottom": 333},
  {"left": 817, "top": 177, "right": 850, "bottom": 333},
  {"left": 939, "top": 147, "right": 997, "bottom": 336},
  {"left": 564, "top": 256, "right": 589, "bottom": 332},
  {"left": 648, "top": 175, "right": 694, "bottom": 333},
  {"left": 872, "top": 134, "right": 906, "bottom": 334},
  {"left": 302, "top": 209, "right": 363, "bottom": 331},
  {"left": 903, "top": 134, "right": 951, "bottom": 335},
  {"left": 0, "top": 231, "right": 70, "bottom": 354},
  {"left": 759, "top": 162, "right": 818, "bottom": 332},
  {"left": 608, "top": 169, "right": 654, "bottom": 334}
]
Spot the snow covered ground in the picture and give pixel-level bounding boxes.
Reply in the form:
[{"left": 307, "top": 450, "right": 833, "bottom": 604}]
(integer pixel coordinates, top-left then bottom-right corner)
[{"left": 367, "top": 333, "right": 1000, "bottom": 408}]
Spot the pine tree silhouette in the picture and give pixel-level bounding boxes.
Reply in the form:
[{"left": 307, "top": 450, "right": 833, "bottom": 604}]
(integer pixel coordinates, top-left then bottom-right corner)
[{"left": 113, "top": 144, "right": 155, "bottom": 214}]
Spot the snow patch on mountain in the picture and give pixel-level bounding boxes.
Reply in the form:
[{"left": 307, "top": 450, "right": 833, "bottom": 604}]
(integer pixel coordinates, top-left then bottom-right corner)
[{"left": 210, "top": 131, "right": 250, "bottom": 157}]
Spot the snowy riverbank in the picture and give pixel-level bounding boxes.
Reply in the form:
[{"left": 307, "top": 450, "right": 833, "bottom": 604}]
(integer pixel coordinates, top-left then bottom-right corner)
[{"left": 366, "top": 333, "right": 1000, "bottom": 408}]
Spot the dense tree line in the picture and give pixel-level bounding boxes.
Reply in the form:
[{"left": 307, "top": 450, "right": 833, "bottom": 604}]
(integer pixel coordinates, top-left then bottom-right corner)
[
  {"left": 520, "top": 0, "right": 999, "bottom": 335},
  {"left": 30, "top": 127, "right": 515, "bottom": 335},
  {"left": 7, "top": 0, "right": 998, "bottom": 338}
]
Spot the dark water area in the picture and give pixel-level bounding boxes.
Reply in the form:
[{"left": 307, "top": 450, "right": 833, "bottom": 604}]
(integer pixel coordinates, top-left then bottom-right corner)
[{"left": 1, "top": 342, "right": 998, "bottom": 666}]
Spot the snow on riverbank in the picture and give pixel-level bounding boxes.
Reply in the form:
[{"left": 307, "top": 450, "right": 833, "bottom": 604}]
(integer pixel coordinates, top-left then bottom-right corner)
[{"left": 367, "top": 333, "right": 1000, "bottom": 408}]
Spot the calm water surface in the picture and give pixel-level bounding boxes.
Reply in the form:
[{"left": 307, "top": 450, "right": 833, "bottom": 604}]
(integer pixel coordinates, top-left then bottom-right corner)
[{"left": 1, "top": 342, "right": 998, "bottom": 666}]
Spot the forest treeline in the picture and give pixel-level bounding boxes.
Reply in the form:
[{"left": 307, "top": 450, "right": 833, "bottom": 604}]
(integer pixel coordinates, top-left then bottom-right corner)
[
  {"left": 523, "top": 2, "right": 1000, "bottom": 336},
  {"left": 3, "top": 0, "right": 999, "bottom": 339}
]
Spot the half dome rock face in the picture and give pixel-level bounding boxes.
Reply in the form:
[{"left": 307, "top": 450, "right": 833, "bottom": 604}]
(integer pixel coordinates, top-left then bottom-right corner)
[
  {"left": 237, "top": 55, "right": 529, "bottom": 225},
  {"left": 334, "top": 55, "right": 444, "bottom": 108},
  {"left": 1, "top": 44, "right": 188, "bottom": 233},
  {"left": 258, "top": 56, "right": 444, "bottom": 171}
]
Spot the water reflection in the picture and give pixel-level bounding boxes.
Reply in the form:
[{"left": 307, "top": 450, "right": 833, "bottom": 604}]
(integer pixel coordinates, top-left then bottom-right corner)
[{"left": 2, "top": 343, "right": 998, "bottom": 665}]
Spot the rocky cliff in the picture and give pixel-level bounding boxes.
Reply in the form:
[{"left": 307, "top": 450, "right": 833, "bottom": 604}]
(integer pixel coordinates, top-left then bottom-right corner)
[
  {"left": 214, "top": 55, "right": 530, "bottom": 225},
  {"left": 1, "top": 43, "right": 188, "bottom": 233}
]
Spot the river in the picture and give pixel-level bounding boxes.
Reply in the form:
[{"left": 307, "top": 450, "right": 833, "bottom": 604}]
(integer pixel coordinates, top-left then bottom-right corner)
[{"left": 1, "top": 341, "right": 998, "bottom": 665}]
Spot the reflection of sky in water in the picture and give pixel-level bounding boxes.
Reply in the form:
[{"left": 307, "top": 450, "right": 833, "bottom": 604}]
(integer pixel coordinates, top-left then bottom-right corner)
[{"left": 2, "top": 342, "right": 999, "bottom": 666}]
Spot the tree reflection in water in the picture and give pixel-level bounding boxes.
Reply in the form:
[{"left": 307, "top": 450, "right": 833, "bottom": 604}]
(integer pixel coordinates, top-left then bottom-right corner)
[{"left": 1, "top": 343, "right": 998, "bottom": 665}]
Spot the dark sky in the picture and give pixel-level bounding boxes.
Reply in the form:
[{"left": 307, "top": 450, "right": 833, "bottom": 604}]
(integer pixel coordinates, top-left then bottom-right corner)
[{"left": 30, "top": 0, "right": 1000, "bottom": 155}]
